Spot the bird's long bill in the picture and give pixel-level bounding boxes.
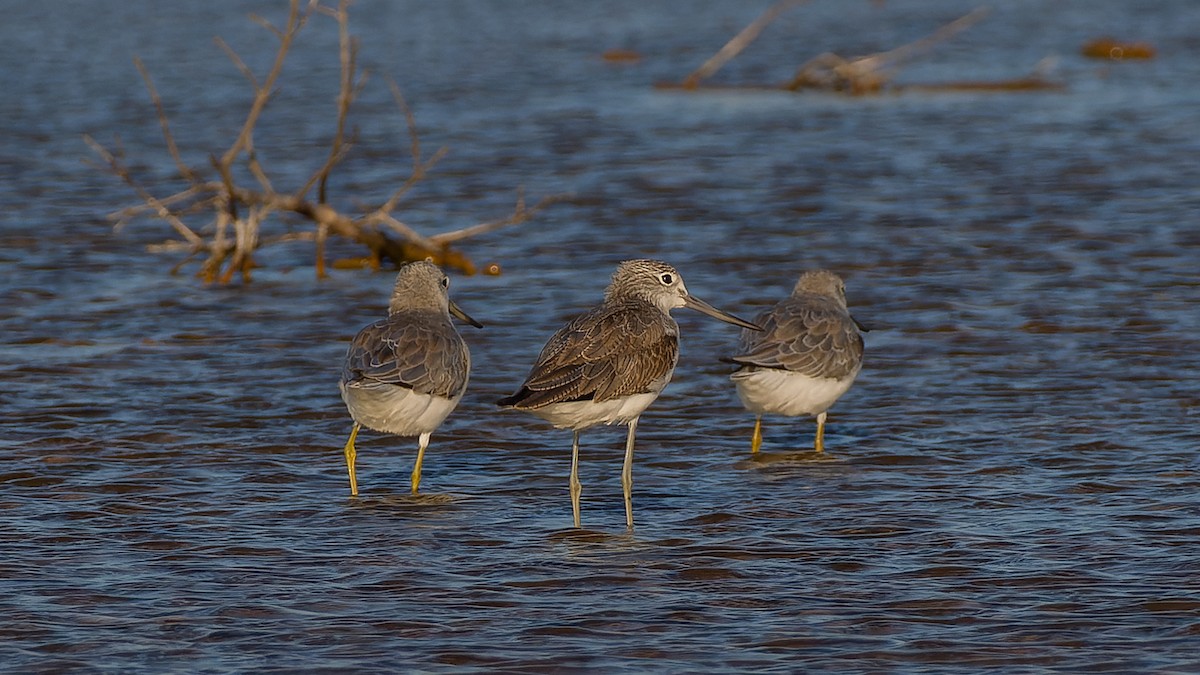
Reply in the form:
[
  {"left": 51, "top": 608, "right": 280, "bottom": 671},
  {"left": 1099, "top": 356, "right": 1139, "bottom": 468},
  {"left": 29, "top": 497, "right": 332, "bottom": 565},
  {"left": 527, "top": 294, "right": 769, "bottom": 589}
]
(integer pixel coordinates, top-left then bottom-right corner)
[
  {"left": 449, "top": 299, "right": 484, "bottom": 329},
  {"left": 683, "top": 294, "right": 762, "bottom": 331}
]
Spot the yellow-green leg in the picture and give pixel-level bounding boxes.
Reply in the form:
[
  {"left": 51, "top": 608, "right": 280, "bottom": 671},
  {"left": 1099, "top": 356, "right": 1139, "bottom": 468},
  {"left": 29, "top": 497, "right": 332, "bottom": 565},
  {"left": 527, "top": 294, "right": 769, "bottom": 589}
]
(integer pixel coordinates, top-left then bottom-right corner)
[
  {"left": 750, "top": 415, "right": 763, "bottom": 454},
  {"left": 570, "top": 430, "right": 582, "bottom": 528},
  {"left": 622, "top": 417, "right": 639, "bottom": 531},
  {"left": 814, "top": 411, "right": 827, "bottom": 453},
  {"left": 343, "top": 422, "right": 361, "bottom": 496},
  {"left": 411, "top": 432, "right": 431, "bottom": 494}
]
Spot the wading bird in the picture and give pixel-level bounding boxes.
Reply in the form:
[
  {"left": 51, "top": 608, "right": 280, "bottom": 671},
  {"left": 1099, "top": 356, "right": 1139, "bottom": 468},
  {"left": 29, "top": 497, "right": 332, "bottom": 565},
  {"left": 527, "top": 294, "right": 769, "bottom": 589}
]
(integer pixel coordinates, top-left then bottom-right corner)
[
  {"left": 729, "top": 269, "right": 864, "bottom": 454},
  {"left": 499, "top": 259, "right": 761, "bottom": 529},
  {"left": 339, "top": 260, "right": 481, "bottom": 496}
]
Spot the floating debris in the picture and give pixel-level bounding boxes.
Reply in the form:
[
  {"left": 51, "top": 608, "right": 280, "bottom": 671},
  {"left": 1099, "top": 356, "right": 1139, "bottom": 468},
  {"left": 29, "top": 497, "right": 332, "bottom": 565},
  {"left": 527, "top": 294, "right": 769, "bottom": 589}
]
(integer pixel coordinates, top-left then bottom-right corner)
[
  {"left": 1081, "top": 37, "right": 1157, "bottom": 60},
  {"left": 659, "top": 2, "right": 1064, "bottom": 96},
  {"left": 601, "top": 49, "right": 642, "bottom": 64}
]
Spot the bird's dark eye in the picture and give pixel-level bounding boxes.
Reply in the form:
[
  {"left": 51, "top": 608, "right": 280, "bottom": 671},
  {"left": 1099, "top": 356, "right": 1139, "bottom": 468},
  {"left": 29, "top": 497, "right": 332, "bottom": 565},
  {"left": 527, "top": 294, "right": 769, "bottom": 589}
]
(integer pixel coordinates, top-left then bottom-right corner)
[
  {"left": 441, "top": 277, "right": 450, "bottom": 289},
  {"left": 659, "top": 273, "right": 674, "bottom": 285}
]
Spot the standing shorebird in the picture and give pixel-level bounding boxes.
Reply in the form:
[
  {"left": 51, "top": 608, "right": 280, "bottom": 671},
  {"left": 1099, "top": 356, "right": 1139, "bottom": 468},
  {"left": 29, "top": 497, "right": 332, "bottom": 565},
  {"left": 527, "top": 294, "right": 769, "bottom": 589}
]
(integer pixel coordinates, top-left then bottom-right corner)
[
  {"left": 339, "top": 260, "right": 482, "bottom": 496},
  {"left": 498, "top": 259, "right": 761, "bottom": 529},
  {"left": 729, "top": 269, "right": 864, "bottom": 455}
]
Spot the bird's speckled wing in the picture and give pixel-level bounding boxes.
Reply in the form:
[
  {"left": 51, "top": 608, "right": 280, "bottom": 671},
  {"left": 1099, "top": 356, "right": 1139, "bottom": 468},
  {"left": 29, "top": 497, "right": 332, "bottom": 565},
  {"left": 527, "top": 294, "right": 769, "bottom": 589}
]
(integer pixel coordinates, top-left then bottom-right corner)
[
  {"left": 341, "top": 315, "right": 470, "bottom": 399},
  {"left": 501, "top": 300, "right": 678, "bottom": 409},
  {"left": 731, "top": 295, "right": 862, "bottom": 379}
]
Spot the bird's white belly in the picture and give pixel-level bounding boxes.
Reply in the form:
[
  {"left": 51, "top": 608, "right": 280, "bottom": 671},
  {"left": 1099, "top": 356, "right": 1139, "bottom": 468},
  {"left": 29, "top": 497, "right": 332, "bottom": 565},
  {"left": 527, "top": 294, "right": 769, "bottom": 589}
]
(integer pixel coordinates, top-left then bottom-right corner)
[
  {"left": 527, "top": 392, "right": 661, "bottom": 430},
  {"left": 731, "top": 367, "right": 857, "bottom": 417},
  {"left": 340, "top": 382, "right": 462, "bottom": 436}
]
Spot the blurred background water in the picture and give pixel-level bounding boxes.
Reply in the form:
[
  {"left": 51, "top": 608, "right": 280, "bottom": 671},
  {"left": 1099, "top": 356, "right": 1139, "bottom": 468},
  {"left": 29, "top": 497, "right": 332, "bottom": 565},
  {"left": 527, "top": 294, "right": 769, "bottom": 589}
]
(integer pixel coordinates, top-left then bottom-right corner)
[{"left": 2, "top": 0, "right": 1199, "bottom": 671}]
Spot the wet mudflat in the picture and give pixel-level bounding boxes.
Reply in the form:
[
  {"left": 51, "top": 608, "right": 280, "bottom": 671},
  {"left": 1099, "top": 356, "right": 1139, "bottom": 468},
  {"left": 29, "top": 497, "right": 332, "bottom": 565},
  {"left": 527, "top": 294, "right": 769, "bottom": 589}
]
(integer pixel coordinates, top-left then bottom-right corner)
[{"left": 2, "top": 1, "right": 1199, "bottom": 671}]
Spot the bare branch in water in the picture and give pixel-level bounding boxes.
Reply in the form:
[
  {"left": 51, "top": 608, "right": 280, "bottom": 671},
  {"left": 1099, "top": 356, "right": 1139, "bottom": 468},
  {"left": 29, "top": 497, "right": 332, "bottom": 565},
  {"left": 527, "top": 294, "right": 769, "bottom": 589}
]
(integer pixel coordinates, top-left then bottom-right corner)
[
  {"left": 88, "top": 0, "right": 563, "bottom": 283},
  {"left": 682, "top": 0, "right": 809, "bottom": 89},
  {"left": 786, "top": 7, "right": 991, "bottom": 94},
  {"left": 663, "top": 5, "right": 1062, "bottom": 96},
  {"left": 430, "top": 192, "right": 573, "bottom": 246}
]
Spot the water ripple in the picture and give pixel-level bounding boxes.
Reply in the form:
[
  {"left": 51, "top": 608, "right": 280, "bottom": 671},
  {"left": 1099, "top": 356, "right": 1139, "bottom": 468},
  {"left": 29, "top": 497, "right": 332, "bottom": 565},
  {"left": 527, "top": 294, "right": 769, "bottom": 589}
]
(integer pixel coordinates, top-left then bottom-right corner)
[{"left": 4, "top": 0, "right": 1200, "bottom": 671}]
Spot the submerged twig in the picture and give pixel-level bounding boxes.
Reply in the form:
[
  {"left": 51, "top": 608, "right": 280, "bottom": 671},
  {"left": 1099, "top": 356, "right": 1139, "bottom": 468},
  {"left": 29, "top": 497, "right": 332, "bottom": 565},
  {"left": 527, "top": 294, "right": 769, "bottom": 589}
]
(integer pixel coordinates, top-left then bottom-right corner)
[{"left": 682, "top": 0, "right": 808, "bottom": 89}]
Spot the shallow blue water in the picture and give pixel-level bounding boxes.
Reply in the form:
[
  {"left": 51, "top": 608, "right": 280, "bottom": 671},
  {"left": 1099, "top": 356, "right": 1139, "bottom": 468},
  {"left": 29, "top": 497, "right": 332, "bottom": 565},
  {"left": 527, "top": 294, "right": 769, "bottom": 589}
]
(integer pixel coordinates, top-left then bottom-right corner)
[{"left": 2, "top": 1, "right": 1200, "bottom": 671}]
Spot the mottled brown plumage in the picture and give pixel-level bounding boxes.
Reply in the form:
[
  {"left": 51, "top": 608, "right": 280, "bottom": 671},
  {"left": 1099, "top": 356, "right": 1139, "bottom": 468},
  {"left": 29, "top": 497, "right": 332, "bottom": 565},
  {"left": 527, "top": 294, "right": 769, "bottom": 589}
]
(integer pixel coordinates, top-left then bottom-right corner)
[
  {"left": 339, "top": 260, "right": 481, "bottom": 496},
  {"left": 498, "top": 299, "right": 679, "bottom": 409},
  {"left": 730, "top": 269, "right": 864, "bottom": 454},
  {"left": 343, "top": 316, "right": 471, "bottom": 400},
  {"left": 730, "top": 294, "right": 862, "bottom": 380},
  {"left": 499, "top": 259, "right": 760, "bottom": 529}
]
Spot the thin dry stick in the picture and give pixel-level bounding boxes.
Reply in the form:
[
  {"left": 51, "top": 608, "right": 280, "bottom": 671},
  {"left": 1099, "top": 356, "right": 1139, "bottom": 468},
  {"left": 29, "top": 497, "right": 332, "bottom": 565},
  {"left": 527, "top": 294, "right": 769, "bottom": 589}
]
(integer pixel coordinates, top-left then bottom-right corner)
[
  {"left": 134, "top": 57, "right": 196, "bottom": 183},
  {"left": 246, "top": 145, "right": 274, "bottom": 194},
  {"left": 430, "top": 192, "right": 569, "bottom": 245},
  {"left": 377, "top": 213, "right": 429, "bottom": 243},
  {"left": 353, "top": 176, "right": 446, "bottom": 251},
  {"left": 83, "top": 135, "right": 205, "bottom": 248},
  {"left": 214, "top": 36, "right": 260, "bottom": 89},
  {"left": 391, "top": 78, "right": 424, "bottom": 176},
  {"left": 382, "top": 145, "right": 448, "bottom": 214},
  {"left": 105, "top": 185, "right": 211, "bottom": 229},
  {"left": 305, "top": 0, "right": 360, "bottom": 277},
  {"left": 350, "top": 78, "right": 449, "bottom": 253},
  {"left": 215, "top": 39, "right": 283, "bottom": 196},
  {"left": 208, "top": 153, "right": 237, "bottom": 281},
  {"left": 682, "top": 0, "right": 808, "bottom": 88},
  {"left": 207, "top": 0, "right": 308, "bottom": 281},
  {"left": 314, "top": 0, "right": 358, "bottom": 206},
  {"left": 218, "top": 0, "right": 307, "bottom": 171},
  {"left": 377, "top": 79, "right": 447, "bottom": 214},
  {"left": 170, "top": 250, "right": 202, "bottom": 275},
  {"left": 850, "top": 7, "right": 990, "bottom": 75}
]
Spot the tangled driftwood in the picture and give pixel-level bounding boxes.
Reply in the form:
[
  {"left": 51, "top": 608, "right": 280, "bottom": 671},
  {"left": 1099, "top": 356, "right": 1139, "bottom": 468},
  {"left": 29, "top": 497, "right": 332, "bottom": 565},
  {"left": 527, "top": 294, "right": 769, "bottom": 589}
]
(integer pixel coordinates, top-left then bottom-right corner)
[
  {"left": 86, "top": 0, "right": 563, "bottom": 283},
  {"left": 661, "top": 2, "right": 1063, "bottom": 95}
]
